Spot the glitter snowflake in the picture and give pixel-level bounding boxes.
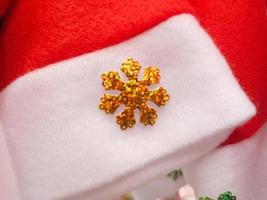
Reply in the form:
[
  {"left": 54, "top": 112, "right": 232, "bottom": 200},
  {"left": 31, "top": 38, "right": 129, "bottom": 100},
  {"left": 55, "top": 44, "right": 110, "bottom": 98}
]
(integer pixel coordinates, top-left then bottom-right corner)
[{"left": 99, "top": 58, "right": 170, "bottom": 130}]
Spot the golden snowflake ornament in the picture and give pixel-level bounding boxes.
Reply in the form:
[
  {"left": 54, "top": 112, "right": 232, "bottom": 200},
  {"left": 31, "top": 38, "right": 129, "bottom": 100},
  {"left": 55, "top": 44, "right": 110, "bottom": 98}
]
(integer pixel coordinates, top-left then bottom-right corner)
[{"left": 99, "top": 58, "right": 170, "bottom": 130}]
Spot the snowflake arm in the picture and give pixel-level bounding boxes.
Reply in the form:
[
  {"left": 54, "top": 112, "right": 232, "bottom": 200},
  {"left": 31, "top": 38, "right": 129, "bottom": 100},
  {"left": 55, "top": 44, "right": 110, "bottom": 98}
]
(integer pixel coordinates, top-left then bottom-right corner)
[
  {"left": 142, "top": 66, "right": 160, "bottom": 85},
  {"left": 148, "top": 86, "right": 170, "bottom": 107},
  {"left": 101, "top": 71, "right": 124, "bottom": 90},
  {"left": 120, "top": 58, "right": 141, "bottom": 80},
  {"left": 99, "top": 94, "right": 121, "bottom": 114},
  {"left": 116, "top": 107, "right": 136, "bottom": 130},
  {"left": 140, "top": 104, "right": 157, "bottom": 125}
]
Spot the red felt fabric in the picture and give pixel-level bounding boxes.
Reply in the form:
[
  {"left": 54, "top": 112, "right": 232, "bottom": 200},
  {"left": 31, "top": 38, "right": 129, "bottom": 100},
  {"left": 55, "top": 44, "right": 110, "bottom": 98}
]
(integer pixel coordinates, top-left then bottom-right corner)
[
  {"left": 192, "top": 0, "right": 267, "bottom": 145},
  {"left": 0, "top": 0, "right": 9, "bottom": 18},
  {"left": 0, "top": 0, "right": 266, "bottom": 144},
  {"left": 0, "top": 0, "right": 193, "bottom": 90}
]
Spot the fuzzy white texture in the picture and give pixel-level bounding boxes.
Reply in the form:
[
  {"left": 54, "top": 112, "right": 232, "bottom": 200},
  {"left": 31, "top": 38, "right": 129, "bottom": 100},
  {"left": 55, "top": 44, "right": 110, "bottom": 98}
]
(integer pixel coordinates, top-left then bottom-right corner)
[
  {"left": 183, "top": 123, "right": 267, "bottom": 200},
  {"left": 0, "top": 122, "right": 20, "bottom": 200},
  {"left": 0, "top": 14, "right": 255, "bottom": 200},
  {"left": 131, "top": 173, "right": 185, "bottom": 200}
]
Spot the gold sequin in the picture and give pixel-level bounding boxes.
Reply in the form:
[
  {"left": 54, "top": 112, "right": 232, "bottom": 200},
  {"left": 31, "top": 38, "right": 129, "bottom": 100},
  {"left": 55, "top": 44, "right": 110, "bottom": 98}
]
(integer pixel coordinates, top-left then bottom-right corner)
[{"left": 99, "top": 58, "right": 170, "bottom": 130}]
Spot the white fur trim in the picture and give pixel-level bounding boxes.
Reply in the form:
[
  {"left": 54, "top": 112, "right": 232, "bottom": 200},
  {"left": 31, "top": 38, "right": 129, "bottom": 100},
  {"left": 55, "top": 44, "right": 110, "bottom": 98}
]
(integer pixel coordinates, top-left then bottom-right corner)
[{"left": 0, "top": 122, "right": 20, "bottom": 200}]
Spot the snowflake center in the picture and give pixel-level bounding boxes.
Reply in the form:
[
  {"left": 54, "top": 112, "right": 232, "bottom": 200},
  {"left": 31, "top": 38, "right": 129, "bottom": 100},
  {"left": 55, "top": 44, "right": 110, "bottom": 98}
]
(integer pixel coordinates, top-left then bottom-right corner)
[{"left": 122, "top": 80, "right": 148, "bottom": 108}]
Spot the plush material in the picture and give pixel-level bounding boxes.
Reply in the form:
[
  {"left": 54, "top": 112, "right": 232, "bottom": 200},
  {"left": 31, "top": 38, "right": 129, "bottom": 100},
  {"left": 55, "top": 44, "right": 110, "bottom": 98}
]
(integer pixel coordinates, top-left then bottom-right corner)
[
  {"left": 0, "top": 1, "right": 266, "bottom": 199},
  {"left": 0, "top": 15, "right": 255, "bottom": 200},
  {"left": 183, "top": 123, "right": 267, "bottom": 200},
  {"left": 0, "top": 0, "right": 193, "bottom": 91},
  {"left": 0, "top": 122, "right": 20, "bottom": 200},
  {"left": 0, "top": 0, "right": 266, "bottom": 145},
  {"left": 191, "top": 0, "right": 267, "bottom": 145},
  {"left": 131, "top": 175, "right": 185, "bottom": 200},
  {"left": 0, "top": 0, "right": 9, "bottom": 18}
]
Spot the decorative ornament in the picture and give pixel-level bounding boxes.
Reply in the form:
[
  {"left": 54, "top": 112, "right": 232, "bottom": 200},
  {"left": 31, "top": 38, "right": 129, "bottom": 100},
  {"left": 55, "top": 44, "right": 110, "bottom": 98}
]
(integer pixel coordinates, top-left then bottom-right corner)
[
  {"left": 199, "top": 191, "right": 237, "bottom": 200},
  {"left": 217, "top": 191, "right": 236, "bottom": 200},
  {"left": 167, "top": 169, "right": 183, "bottom": 181},
  {"left": 99, "top": 58, "right": 170, "bottom": 130}
]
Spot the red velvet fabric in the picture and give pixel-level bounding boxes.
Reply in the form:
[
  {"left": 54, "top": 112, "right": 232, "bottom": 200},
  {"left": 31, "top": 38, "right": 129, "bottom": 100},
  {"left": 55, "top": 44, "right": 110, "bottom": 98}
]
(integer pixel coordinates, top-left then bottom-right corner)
[{"left": 0, "top": 0, "right": 266, "bottom": 144}]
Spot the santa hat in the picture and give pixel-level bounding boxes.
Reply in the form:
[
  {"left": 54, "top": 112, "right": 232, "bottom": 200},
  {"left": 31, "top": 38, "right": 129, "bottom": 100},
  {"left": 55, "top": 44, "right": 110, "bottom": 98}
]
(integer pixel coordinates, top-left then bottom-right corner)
[{"left": 0, "top": 0, "right": 266, "bottom": 200}]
